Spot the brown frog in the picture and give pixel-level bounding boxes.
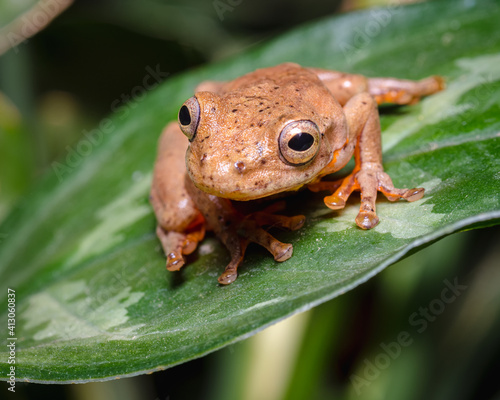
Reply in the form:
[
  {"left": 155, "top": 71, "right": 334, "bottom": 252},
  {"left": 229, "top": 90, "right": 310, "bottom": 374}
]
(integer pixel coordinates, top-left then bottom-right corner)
[{"left": 150, "top": 63, "right": 444, "bottom": 284}]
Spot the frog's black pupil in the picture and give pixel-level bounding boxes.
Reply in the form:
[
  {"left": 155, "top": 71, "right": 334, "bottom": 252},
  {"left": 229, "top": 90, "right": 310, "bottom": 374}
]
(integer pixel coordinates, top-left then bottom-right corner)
[
  {"left": 179, "top": 105, "right": 191, "bottom": 126},
  {"left": 288, "top": 132, "right": 314, "bottom": 151}
]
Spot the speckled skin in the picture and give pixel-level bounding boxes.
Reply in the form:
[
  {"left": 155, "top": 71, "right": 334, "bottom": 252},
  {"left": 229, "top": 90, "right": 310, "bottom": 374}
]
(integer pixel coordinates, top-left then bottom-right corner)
[{"left": 150, "top": 63, "right": 444, "bottom": 284}]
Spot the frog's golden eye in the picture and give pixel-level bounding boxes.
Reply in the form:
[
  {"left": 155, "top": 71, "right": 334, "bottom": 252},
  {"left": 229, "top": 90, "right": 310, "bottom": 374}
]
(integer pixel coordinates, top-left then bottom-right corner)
[
  {"left": 178, "top": 96, "right": 200, "bottom": 141},
  {"left": 279, "top": 120, "right": 321, "bottom": 166}
]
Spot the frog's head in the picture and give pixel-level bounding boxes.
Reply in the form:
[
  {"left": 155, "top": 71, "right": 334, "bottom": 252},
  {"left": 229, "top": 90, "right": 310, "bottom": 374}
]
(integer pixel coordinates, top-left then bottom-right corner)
[{"left": 178, "top": 86, "right": 347, "bottom": 201}]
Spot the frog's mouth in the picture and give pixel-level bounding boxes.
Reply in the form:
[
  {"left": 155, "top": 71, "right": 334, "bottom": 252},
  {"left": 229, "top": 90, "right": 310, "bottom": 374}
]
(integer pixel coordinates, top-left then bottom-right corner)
[
  {"left": 191, "top": 176, "right": 304, "bottom": 201},
  {"left": 186, "top": 142, "right": 333, "bottom": 201},
  {"left": 186, "top": 159, "right": 318, "bottom": 201}
]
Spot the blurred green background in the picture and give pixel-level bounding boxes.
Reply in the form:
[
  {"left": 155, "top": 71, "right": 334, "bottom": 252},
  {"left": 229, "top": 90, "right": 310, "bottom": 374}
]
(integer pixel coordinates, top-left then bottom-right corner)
[{"left": 1, "top": 0, "right": 499, "bottom": 399}]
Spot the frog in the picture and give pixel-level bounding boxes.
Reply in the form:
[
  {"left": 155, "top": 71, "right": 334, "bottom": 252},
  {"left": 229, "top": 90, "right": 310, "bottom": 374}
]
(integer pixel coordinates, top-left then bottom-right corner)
[{"left": 150, "top": 63, "right": 444, "bottom": 285}]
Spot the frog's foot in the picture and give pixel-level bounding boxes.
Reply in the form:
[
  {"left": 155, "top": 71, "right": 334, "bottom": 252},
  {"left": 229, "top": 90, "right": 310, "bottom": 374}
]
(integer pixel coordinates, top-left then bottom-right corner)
[
  {"left": 322, "top": 164, "right": 424, "bottom": 230},
  {"left": 156, "top": 225, "right": 205, "bottom": 271},
  {"left": 217, "top": 210, "right": 306, "bottom": 285}
]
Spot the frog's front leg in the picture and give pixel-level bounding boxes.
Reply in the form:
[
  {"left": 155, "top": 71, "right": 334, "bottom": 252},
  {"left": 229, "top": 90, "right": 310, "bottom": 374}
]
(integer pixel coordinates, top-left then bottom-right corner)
[
  {"left": 313, "top": 92, "right": 424, "bottom": 229},
  {"left": 185, "top": 177, "right": 305, "bottom": 284}
]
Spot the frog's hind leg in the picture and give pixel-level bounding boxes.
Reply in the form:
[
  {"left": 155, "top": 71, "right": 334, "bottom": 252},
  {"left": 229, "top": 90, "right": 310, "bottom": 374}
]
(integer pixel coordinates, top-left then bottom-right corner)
[
  {"left": 309, "top": 67, "right": 444, "bottom": 106},
  {"left": 368, "top": 76, "right": 445, "bottom": 105},
  {"left": 308, "top": 68, "right": 369, "bottom": 106}
]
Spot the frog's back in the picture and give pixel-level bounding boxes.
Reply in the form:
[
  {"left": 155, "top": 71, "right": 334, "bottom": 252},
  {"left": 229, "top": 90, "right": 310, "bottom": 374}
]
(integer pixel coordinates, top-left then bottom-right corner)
[{"left": 220, "top": 63, "right": 321, "bottom": 94}]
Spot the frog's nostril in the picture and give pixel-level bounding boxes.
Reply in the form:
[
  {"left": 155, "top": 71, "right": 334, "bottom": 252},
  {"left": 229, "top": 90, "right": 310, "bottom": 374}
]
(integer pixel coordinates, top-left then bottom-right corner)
[{"left": 234, "top": 161, "right": 246, "bottom": 173}]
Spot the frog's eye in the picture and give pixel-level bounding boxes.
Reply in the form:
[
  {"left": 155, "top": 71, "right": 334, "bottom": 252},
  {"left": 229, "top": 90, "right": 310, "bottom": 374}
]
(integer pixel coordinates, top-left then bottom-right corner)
[
  {"left": 279, "top": 120, "right": 321, "bottom": 165},
  {"left": 178, "top": 96, "right": 200, "bottom": 141}
]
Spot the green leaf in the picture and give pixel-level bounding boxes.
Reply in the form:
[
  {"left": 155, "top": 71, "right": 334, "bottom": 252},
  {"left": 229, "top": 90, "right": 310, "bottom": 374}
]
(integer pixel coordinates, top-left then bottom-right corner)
[{"left": 1, "top": 0, "right": 499, "bottom": 383}]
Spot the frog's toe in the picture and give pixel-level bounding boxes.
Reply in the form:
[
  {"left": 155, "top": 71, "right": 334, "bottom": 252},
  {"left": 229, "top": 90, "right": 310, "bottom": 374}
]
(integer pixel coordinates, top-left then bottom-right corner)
[
  {"left": 323, "top": 173, "right": 358, "bottom": 210},
  {"left": 377, "top": 172, "right": 425, "bottom": 203},
  {"left": 156, "top": 224, "right": 206, "bottom": 272},
  {"left": 156, "top": 227, "right": 186, "bottom": 270},
  {"left": 272, "top": 242, "right": 293, "bottom": 262},
  {"left": 401, "top": 187, "right": 425, "bottom": 202},
  {"left": 217, "top": 240, "right": 247, "bottom": 285},
  {"left": 355, "top": 211, "right": 379, "bottom": 230},
  {"left": 288, "top": 215, "right": 306, "bottom": 231},
  {"left": 218, "top": 269, "right": 238, "bottom": 285},
  {"left": 166, "top": 251, "right": 185, "bottom": 271},
  {"left": 324, "top": 193, "right": 347, "bottom": 210}
]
